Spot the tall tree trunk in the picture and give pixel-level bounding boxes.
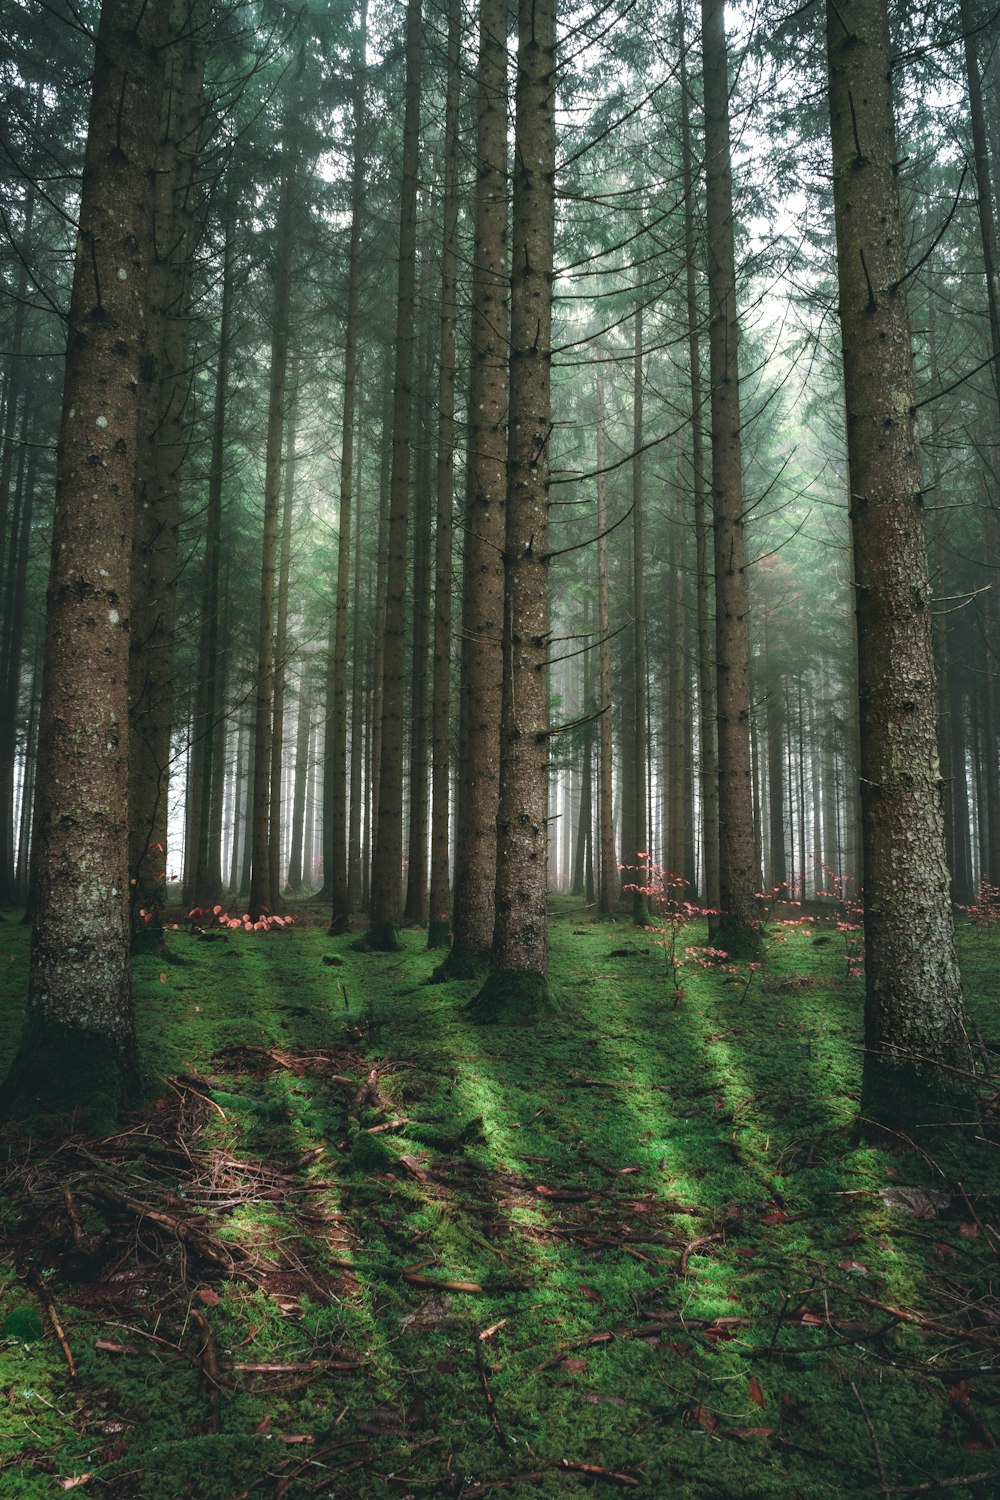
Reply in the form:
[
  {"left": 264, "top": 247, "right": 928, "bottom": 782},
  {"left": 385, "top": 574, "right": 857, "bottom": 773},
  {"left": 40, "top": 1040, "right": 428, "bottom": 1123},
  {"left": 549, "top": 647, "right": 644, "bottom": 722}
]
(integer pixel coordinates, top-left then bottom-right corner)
[
  {"left": 471, "top": 0, "right": 557, "bottom": 1019},
  {"left": 347, "top": 478, "right": 366, "bottom": 911},
  {"left": 595, "top": 376, "right": 616, "bottom": 916},
  {"left": 428, "top": 0, "right": 461, "bottom": 949},
  {"left": 702, "top": 0, "right": 757, "bottom": 949},
  {"left": 367, "top": 0, "right": 422, "bottom": 948},
  {"left": 404, "top": 316, "right": 434, "bottom": 926},
  {"left": 439, "top": 0, "right": 510, "bottom": 978},
  {"left": 268, "top": 381, "right": 298, "bottom": 912},
  {"left": 1, "top": 0, "right": 166, "bottom": 1122},
  {"left": 248, "top": 151, "right": 296, "bottom": 920},
  {"left": 285, "top": 678, "right": 311, "bottom": 893},
  {"left": 681, "top": 20, "right": 720, "bottom": 921},
  {"left": 630, "top": 305, "right": 650, "bottom": 922},
  {"left": 129, "top": 0, "right": 207, "bottom": 947},
  {"left": 329, "top": 0, "right": 368, "bottom": 933},
  {"left": 187, "top": 192, "right": 235, "bottom": 907},
  {"left": 827, "top": 0, "right": 973, "bottom": 1124}
]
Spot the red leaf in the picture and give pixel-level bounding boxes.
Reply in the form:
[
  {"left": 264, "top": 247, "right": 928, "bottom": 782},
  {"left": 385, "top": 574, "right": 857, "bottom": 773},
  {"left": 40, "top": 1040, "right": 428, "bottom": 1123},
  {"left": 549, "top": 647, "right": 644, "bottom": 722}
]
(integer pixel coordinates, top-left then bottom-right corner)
[
  {"left": 748, "top": 1376, "right": 766, "bottom": 1409},
  {"left": 761, "top": 1209, "right": 789, "bottom": 1225},
  {"left": 960, "top": 1222, "right": 981, "bottom": 1239},
  {"left": 196, "top": 1288, "right": 220, "bottom": 1307}
]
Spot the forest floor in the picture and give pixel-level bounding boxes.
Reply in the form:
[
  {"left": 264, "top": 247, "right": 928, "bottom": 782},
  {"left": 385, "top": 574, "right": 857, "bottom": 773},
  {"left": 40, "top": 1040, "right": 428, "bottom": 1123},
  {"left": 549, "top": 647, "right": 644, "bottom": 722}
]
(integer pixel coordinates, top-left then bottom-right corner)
[{"left": 2, "top": 900, "right": 1000, "bottom": 1498}]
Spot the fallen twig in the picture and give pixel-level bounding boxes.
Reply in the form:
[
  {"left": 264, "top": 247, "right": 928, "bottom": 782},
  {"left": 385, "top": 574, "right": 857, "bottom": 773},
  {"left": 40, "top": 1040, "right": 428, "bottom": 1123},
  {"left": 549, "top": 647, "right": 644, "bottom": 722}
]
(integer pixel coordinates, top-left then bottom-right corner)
[
  {"left": 27, "top": 1267, "right": 75, "bottom": 1380},
  {"left": 190, "top": 1308, "right": 222, "bottom": 1433},
  {"left": 851, "top": 1379, "right": 886, "bottom": 1488}
]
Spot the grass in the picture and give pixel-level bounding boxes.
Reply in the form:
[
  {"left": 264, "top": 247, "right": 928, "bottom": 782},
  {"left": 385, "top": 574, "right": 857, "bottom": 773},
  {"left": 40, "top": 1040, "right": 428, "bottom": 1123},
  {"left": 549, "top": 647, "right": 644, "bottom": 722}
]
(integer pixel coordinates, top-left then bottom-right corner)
[{"left": 1, "top": 900, "right": 1000, "bottom": 1496}]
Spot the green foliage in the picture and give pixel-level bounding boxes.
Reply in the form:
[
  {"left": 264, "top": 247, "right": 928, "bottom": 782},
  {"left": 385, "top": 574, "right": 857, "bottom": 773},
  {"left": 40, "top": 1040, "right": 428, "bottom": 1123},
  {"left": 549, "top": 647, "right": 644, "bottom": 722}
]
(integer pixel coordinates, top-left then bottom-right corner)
[{"left": 0, "top": 909, "right": 998, "bottom": 1496}]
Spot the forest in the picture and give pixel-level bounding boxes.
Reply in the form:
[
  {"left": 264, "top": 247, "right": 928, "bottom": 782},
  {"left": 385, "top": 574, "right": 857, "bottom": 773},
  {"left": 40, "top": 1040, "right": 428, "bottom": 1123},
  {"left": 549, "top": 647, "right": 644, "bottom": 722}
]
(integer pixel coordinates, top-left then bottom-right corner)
[{"left": 2, "top": 0, "right": 1000, "bottom": 1493}]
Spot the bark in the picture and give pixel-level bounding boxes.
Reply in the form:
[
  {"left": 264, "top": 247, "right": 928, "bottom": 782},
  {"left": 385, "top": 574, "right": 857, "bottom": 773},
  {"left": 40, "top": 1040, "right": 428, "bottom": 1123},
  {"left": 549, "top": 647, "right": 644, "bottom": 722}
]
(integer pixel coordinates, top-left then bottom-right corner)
[
  {"left": 268, "top": 381, "right": 298, "bottom": 911},
  {"left": 470, "top": 0, "right": 557, "bottom": 1020},
  {"left": 129, "top": 0, "right": 207, "bottom": 947},
  {"left": 428, "top": 0, "right": 461, "bottom": 950},
  {"left": 0, "top": 0, "right": 166, "bottom": 1124},
  {"left": 630, "top": 306, "right": 650, "bottom": 923},
  {"left": 0, "top": 402, "right": 35, "bottom": 905},
  {"left": 440, "top": 0, "right": 509, "bottom": 978},
  {"left": 285, "top": 679, "right": 311, "bottom": 893},
  {"left": 186, "top": 192, "right": 234, "bottom": 907},
  {"left": 404, "top": 316, "right": 434, "bottom": 927},
  {"left": 366, "top": 0, "right": 422, "bottom": 949},
  {"left": 248, "top": 151, "right": 296, "bottom": 920},
  {"left": 329, "top": 0, "right": 368, "bottom": 933},
  {"left": 702, "top": 0, "right": 757, "bottom": 949},
  {"left": 595, "top": 376, "right": 616, "bottom": 917},
  {"left": 347, "top": 476, "right": 366, "bottom": 911},
  {"left": 827, "top": 0, "right": 973, "bottom": 1124}
]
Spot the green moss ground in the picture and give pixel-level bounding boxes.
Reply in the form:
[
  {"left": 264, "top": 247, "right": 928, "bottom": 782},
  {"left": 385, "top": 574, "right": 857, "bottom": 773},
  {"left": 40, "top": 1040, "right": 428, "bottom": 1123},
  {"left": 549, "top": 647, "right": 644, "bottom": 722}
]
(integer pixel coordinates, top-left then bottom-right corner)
[{"left": 1, "top": 905, "right": 1000, "bottom": 1496}]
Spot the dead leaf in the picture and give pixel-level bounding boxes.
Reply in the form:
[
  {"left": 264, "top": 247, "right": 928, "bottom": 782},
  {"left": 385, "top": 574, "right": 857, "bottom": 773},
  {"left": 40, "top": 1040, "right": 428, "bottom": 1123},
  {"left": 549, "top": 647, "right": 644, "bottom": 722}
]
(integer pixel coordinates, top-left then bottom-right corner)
[
  {"left": 583, "top": 1392, "right": 627, "bottom": 1407},
  {"left": 690, "top": 1404, "right": 718, "bottom": 1433},
  {"left": 731, "top": 1427, "right": 774, "bottom": 1440},
  {"left": 399, "top": 1154, "right": 427, "bottom": 1183},
  {"left": 748, "top": 1376, "right": 766, "bottom": 1409},
  {"left": 838, "top": 1260, "right": 868, "bottom": 1276},
  {"left": 254, "top": 1416, "right": 272, "bottom": 1434},
  {"left": 761, "top": 1209, "right": 789, "bottom": 1225},
  {"left": 58, "top": 1479, "right": 91, "bottom": 1492},
  {"left": 196, "top": 1288, "right": 220, "bottom": 1307},
  {"left": 562, "top": 1358, "right": 587, "bottom": 1373},
  {"left": 577, "top": 1285, "right": 603, "bottom": 1303},
  {"left": 961, "top": 1222, "right": 981, "bottom": 1239}
]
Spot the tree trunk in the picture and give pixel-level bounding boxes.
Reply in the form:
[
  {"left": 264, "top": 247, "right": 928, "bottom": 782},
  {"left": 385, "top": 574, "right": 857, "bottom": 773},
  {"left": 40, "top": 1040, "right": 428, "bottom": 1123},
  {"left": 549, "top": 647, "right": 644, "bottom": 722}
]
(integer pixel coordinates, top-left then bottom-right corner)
[
  {"left": 186, "top": 191, "right": 234, "bottom": 907},
  {"left": 595, "top": 376, "right": 616, "bottom": 917},
  {"left": 827, "top": 0, "right": 973, "bottom": 1125},
  {"left": 268, "top": 381, "right": 298, "bottom": 912},
  {"left": 470, "top": 0, "right": 557, "bottom": 1020},
  {"left": 702, "top": 0, "right": 757, "bottom": 949},
  {"left": 367, "top": 0, "right": 422, "bottom": 948},
  {"left": 129, "top": 0, "right": 207, "bottom": 947},
  {"left": 630, "top": 306, "right": 650, "bottom": 922},
  {"left": 1, "top": 0, "right": 166, "bottom": 1124},
  {"left": 285, "top": 678, "right": 311, "bottom": 893},
  {"left": 428, "top": 0, "right": 461, "bottom": 950},
  {"left": 329, "top": 0, "right": 368, "bottom": 933},
  {"left": 248, "top": 151, "right": 296, "bottom": 920},
  {"left": 439, "top": 0, "right": 509, "bottom": 978}
]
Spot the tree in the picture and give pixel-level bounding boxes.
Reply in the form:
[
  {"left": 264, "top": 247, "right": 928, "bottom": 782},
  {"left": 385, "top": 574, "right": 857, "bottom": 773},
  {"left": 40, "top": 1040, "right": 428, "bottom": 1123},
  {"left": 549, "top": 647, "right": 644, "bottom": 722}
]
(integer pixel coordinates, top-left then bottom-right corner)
[
  {"left": 702, "top": 0, "right": 757, "bottom": 949},
  {"left": 439, "top": 0, "right": 509, "bottom": 980},
  {"left": 826, "top": 0, "right": 974, "bottom": 1124},
  {"left": 470, "top": 0, "right": 557, "bottom": 1020},
  {"left": 366, "top": 0, "right": 422, "bottom": 949},
  {"left": 0, "top": 0, "right": 166, "bottom": 1122}
]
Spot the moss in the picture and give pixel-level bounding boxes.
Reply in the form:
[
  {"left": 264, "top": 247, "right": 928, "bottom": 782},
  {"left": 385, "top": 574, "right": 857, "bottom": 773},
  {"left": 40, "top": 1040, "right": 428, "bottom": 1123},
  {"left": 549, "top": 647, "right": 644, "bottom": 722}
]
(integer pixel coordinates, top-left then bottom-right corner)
[
  {"left": 426, "top": 916, "right": 451, "bottom": 950},
  {"left": 0, "top": 1014, "right": 136, "bottom": 1132},
  {"left": 860, "top": 1051, "right": 979, "bottom": 1134},
  {"left": 353, "top": 921, "right": 402, "bottom": 953},
  {"left": 465, "top": 967, "right": 559, "bottom": 1022},
  {"left": 429, "top": 945, "right": 491, "bottom": 984}
]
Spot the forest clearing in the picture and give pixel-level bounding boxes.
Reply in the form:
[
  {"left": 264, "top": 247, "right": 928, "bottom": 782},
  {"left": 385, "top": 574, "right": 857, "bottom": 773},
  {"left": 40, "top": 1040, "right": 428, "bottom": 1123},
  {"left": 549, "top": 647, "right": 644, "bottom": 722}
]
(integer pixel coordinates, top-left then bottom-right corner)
[{"left": 2, "top": 902, "right": 1000, "bottom": 1498}]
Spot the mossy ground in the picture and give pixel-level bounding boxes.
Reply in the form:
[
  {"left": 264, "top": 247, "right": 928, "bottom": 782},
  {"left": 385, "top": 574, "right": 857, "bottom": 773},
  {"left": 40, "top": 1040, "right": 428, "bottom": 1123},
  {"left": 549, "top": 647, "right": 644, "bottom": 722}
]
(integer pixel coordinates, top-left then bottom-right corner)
[{"left": 1, "top": 903, "right": 1000, "bottom": 1496}]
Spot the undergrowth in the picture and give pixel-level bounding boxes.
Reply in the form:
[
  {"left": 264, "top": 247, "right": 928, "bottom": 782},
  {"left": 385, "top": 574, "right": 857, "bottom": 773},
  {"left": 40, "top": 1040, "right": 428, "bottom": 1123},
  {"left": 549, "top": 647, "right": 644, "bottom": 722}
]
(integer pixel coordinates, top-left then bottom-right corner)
[{"left": 1, "top": 904, "right": 999, "bottom": 1497}]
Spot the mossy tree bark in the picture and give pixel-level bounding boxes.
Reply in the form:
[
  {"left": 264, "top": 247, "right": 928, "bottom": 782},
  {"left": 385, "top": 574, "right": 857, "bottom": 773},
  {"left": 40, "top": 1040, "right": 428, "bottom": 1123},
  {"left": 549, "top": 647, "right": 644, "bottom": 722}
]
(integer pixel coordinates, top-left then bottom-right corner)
[
  {"left": 0, "top": 0, "right": 166, "bottom": 1124},
  {"left": 702, "top": 0, "right": 757, "bottom": 952},
  {"left": 827, "top": 0, "right": 974, "bottom": 1126},
  {"left": 366, "top": 0, "right": 422, "bottom": 951},
  {"left": 470, "top": 0, "right": 557, "bottom": 1023},
  {"left": 438, "top": 0, "right": 509, "bottom": 979},
  {"left": 428, "top": 0, "right": 461, "bottom": 950}
]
